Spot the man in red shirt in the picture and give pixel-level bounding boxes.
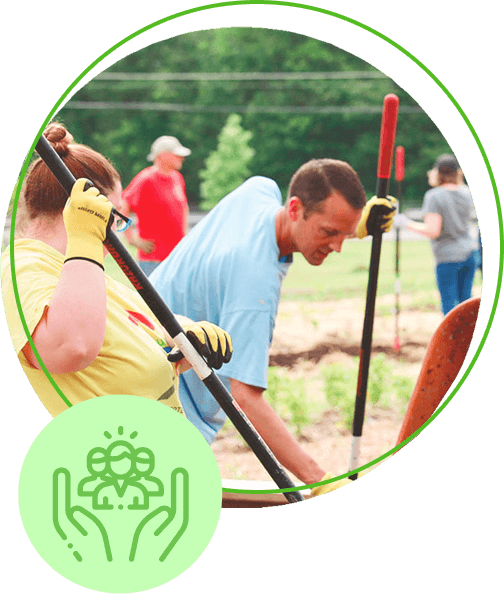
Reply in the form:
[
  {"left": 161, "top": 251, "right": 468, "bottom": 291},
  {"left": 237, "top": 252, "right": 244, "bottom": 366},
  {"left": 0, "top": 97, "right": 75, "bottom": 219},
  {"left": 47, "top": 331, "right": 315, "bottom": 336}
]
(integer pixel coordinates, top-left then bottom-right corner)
[{"left": 122, "top": 136, "right": 191, "bottom": 276}]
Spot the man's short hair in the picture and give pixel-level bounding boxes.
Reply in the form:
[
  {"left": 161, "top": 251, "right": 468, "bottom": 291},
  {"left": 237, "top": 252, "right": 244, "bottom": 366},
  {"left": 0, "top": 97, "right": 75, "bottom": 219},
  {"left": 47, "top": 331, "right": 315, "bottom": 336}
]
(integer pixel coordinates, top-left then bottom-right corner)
[{"left": 288, "top": 159, "right": 366, "bottom": 218}]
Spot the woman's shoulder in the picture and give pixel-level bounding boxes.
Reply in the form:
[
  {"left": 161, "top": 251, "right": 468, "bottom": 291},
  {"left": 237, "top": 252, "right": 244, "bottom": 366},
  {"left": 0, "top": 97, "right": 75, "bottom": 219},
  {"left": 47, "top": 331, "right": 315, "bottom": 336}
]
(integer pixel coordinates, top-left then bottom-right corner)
[{"left": 3, "top": 238, "right": 63, "bottom": 270}]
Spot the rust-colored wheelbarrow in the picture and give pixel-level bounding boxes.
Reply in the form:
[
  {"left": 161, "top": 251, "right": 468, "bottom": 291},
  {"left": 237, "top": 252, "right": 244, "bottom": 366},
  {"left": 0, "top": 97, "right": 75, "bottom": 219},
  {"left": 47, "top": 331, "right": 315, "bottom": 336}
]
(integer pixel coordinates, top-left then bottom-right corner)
[{"left": 395, "top": 296, "right": 480, "bottom": 447}]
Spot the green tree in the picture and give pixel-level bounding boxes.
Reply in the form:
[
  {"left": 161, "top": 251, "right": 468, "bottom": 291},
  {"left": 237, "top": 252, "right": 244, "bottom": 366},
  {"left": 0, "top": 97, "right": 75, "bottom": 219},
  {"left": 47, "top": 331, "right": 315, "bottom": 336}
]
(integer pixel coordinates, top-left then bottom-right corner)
[
  {"left": 57, "top": 28, "right": 452, "bottom": 208},
  {"left": 198, "top": 113, "right": 255, "bottom": 211}
]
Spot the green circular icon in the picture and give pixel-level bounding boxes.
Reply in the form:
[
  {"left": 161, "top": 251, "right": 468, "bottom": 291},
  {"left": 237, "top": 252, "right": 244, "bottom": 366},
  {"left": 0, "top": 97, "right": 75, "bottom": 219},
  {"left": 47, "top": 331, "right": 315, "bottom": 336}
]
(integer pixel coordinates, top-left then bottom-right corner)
[{"left": 18, "top": 395, "right": 222, "bottom": 592}]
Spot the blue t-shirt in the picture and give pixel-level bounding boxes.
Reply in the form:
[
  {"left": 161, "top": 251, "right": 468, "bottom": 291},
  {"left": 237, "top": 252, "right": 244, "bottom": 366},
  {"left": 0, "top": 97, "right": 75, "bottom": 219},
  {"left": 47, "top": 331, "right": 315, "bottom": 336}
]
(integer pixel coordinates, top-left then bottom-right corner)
[{"left": 149, "top": 177, "right": 292, "bottom": 443}]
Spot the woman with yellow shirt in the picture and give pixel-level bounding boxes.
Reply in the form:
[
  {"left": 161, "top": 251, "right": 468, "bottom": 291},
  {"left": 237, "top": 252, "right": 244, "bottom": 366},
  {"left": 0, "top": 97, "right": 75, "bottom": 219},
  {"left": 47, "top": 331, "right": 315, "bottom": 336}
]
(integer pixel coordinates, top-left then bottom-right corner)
[{"left": 2, "top": 123, "right": 231, "bottom": 417}]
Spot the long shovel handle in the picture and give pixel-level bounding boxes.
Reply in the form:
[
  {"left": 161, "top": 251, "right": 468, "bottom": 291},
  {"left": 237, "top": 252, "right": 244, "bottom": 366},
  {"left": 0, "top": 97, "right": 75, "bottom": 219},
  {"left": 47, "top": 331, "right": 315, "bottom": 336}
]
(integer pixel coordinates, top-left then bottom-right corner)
[
  {"left": 34, "top": 134, "right": 304, "bottom": 503},
  {"left": 349, "top": 94, "right": 399, "bottom": 479}
]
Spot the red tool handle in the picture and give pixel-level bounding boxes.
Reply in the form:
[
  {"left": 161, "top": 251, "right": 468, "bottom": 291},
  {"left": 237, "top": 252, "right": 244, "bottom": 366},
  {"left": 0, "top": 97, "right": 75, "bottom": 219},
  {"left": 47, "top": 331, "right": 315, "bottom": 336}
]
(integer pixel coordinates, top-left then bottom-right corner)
[
  {"left": 349, "top": 93, "right": 400, "bottom": 480},
  {"left": 376, "top": 94, "right": 399, "bottom": 188},
  {"left": 395, "top": 145, "right": 405, "bottom": 182}
]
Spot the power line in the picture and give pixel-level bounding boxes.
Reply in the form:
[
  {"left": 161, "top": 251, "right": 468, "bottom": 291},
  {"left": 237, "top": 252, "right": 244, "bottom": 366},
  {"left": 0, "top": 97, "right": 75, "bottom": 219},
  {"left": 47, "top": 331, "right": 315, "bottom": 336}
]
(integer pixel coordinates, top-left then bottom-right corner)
[
  {"left": 71, "top": 71, "right": 407, "bottom": 114},
  {"left": 64, "top": 101, "right": 423, "bottom": 114},
  {"left": 94, "top": 71, "right": 388, "bottom": 82}
]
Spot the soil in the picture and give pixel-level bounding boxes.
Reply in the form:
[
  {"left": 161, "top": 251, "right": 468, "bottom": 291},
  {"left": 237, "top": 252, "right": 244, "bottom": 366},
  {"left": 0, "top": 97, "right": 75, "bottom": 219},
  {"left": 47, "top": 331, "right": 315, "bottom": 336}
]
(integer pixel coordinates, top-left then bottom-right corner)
[{"left": 211, "top": 288, "right": 481, "bottom": 484}]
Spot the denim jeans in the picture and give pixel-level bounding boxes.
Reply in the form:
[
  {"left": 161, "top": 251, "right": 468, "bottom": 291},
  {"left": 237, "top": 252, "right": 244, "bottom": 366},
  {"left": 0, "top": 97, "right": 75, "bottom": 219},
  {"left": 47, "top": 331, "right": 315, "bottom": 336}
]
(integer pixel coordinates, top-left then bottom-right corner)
[{"left": 435, "top": 251, "right": 477, "bottom": 316}]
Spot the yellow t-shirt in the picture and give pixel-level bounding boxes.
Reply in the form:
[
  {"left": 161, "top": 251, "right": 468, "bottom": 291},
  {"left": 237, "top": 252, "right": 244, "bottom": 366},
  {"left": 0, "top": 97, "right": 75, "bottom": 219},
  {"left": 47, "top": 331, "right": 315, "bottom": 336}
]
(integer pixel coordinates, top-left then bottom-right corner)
[{"left": 1, "top": 238, "right": 184, "bottom": 417}]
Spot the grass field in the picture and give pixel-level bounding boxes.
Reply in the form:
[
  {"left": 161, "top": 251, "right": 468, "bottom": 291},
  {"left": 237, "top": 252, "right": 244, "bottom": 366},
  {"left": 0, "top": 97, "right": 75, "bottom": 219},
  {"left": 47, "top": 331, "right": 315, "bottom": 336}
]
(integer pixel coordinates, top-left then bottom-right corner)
[
  {"left": 2, "top": 230, "right": 481, "bottom": 304},
  {"left": 281, "top": 239, "right": 439, "bottom": 301},
  {"left": 105, "top": 236, "right": 482, "bottom": 303}
]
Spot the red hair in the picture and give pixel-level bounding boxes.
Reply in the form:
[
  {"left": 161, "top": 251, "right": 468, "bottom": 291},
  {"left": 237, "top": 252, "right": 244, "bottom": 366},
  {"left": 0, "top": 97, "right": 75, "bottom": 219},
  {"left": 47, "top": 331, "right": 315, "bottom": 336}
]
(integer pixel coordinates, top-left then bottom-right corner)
[{"left": 22, "top": 122, "right": 120, "bottom": 219}]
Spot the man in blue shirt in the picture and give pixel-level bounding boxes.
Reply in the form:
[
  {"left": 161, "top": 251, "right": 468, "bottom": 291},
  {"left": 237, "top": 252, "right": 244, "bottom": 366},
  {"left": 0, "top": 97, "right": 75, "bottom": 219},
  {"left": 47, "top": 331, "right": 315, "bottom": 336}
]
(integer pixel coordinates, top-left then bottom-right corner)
[{"left": 150, "top": 158, "right": 395, "bottom": 494}]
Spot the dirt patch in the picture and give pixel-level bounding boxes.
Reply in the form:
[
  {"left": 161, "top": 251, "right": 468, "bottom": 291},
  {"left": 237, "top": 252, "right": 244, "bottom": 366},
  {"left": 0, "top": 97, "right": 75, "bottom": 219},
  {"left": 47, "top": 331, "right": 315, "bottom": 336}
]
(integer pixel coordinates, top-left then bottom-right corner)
[{"left": 211, "top": 289, "right": 480, "bottom": 483}]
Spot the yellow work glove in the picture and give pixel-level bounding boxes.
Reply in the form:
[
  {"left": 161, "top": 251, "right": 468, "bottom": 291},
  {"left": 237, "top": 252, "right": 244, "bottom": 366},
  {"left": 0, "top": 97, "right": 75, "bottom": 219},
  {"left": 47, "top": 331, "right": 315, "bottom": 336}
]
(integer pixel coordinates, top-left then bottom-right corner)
[
  {"left": 310, "top": 469, "right": 371, "bottom": 497},
  {"left": 63, "top": 178, "right": 114, "bottom": 269},
  {"left": 356, "top": 196, "right": 397, "bottom": 239},
  {"left": 168, "top": 321, "right": 233, "bottom": 370}
]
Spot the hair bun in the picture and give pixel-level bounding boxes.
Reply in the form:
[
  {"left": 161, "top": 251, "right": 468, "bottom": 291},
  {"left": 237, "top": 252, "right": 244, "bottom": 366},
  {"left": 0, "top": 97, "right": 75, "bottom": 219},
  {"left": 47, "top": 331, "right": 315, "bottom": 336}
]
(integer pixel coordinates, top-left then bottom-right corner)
[{"left": 43, "top": 122, "right": 73, "bottom": 157}]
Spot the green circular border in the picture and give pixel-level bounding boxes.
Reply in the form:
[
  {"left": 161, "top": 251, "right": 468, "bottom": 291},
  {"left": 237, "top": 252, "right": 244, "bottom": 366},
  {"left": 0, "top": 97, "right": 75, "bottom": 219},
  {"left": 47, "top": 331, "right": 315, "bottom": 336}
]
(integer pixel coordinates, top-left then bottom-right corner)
[{"left": 8, "top": 0, "right": 503, "bottom": 496}]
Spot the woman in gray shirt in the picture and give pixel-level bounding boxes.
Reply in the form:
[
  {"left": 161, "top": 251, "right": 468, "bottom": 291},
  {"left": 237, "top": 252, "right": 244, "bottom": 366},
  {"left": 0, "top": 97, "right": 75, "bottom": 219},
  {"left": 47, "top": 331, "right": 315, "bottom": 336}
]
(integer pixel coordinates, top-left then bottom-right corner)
[{"left": 396, "top": 154, "right": 478, "bottom": 315}]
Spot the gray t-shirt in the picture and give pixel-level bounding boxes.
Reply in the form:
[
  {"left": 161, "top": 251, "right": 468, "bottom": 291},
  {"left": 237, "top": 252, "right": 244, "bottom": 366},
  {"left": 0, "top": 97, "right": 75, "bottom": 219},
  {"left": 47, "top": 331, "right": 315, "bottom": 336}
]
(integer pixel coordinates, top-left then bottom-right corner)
[{"left": 422, "top": 185, "right": 477, "bottom": 263}]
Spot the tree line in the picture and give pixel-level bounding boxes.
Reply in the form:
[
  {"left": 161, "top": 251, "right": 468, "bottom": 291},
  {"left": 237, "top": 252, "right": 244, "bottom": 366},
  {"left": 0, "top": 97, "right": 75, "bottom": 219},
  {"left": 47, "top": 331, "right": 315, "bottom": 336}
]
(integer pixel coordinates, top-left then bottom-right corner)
[{"left": 56, "top": 27, "right": 455, "bottom": 209}]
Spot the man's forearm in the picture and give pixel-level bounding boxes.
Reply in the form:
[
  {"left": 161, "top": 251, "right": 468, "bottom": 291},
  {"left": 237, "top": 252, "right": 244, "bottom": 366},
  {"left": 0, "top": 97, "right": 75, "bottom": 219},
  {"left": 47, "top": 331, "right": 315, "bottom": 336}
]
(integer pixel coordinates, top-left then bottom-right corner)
[{"left": 229, "top": 378, "right": 326, "bottom": 485}]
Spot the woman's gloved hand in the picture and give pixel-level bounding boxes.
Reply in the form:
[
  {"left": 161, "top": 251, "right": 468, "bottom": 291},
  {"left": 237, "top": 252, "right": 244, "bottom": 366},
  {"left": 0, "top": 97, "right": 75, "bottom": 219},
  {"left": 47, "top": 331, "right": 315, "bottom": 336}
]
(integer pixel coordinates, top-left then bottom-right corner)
[
  {"left": 356, "top": 196, "right": 397, "bottom": 239},
  {"left": 63, "top": 178, "right": 114, "bottom": 269},
  {"left": 168, "top": 321, "right": 233, "bottom": 370}
]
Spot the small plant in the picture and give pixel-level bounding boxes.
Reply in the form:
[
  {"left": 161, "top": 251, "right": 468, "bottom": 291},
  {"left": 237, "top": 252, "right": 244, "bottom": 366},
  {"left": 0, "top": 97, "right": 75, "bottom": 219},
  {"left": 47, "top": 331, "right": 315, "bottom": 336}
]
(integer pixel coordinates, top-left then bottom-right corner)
[
  {"left": 368, "top": 353, "right": 394, "bottom": 406},
  {"left": 321, "top": 356, "right": 413, "bottom": 430},
  {"left": 391, "top": 375, "right": 415, "bottom": 413},
  {"left": 283, "top": 378, "right": 310, "bottom": 438},
  {"left": 265, "top": 368, "right": 312, "bottom": 437},
  {"left": 321, "top": 362, "right": 357, "bottom": 430},
  {"left": 265, "top": 366, "right": 282, "bottom": 413},
  {"left": 322, "top": 362, "right": 351, "bottom": 407},
  {"left": 392, "top": 376, "right": 414, "bottom": 401}
]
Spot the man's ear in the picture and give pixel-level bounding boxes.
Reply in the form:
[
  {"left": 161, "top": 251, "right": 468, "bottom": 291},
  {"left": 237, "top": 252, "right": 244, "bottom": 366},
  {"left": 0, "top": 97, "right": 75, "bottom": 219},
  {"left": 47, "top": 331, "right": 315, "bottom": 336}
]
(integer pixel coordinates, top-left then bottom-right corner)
[{"left": 288, "top": 196, "right": 303, "bottom": 221}]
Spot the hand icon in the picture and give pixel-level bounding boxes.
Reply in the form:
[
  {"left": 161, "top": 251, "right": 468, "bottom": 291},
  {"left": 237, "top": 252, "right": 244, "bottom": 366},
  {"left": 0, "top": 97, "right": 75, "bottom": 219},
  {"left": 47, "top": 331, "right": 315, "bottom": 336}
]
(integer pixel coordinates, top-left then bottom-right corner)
[
  {"left": 53, "top": 468, "right": 113, "bottom": 562},
  {"left": 19, "top": 397, "right": 222, "bottom": 592},
  {"left": 129, "top": 468, "right": 189, "bottom": 562}
]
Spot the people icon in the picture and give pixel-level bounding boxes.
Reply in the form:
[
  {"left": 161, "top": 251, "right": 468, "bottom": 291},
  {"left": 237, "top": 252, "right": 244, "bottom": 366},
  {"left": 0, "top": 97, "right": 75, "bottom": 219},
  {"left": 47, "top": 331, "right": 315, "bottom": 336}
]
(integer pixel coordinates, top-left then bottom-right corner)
[{"left": 78, "top": 438, "right": 163, "bottom": 510}]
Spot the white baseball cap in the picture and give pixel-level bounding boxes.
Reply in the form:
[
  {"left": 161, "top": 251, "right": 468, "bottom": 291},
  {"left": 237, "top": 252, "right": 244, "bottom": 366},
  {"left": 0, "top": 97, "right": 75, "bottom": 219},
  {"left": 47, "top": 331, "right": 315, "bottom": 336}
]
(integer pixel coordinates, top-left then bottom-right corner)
[{"left": 147, "top": 136, "right": 191, "bottom": 160}]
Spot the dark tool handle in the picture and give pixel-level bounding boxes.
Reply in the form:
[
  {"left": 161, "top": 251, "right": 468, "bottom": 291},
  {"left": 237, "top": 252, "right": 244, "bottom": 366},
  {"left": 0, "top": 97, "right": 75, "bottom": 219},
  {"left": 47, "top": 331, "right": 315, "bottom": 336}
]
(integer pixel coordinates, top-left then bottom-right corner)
[
  {"left": 34, "top": 134, "right": 304, "bottom": 503},
  {"left": 349, "top": 94, "right": 399, "bottom": 480}
]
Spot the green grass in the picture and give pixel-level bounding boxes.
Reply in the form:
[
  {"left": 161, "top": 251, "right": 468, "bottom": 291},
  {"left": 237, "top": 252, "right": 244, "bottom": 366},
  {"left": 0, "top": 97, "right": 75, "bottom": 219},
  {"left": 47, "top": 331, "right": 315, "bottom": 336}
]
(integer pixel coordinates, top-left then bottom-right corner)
[
  {"left": 281, "top": 238, "right": 481, "bottom": 302},
  {"left": 106, "top": 237, "right": 430, "bottom": 292},
  {"left": 106, "top": 236, "right": 482, "bottom": 303}
]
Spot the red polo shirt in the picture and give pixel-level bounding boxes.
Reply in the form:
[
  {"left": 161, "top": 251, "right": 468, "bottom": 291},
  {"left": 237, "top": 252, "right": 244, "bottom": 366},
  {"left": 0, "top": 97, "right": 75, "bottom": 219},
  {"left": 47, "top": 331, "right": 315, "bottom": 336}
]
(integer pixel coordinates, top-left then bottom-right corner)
[{"left": 122, "top": 166, "right": 188, "bottom": 261}]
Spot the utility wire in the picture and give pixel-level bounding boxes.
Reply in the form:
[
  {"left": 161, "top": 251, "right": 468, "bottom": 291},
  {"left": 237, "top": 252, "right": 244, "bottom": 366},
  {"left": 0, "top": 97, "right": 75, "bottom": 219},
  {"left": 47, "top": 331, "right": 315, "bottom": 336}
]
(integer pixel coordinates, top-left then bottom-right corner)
[
  {"left": 64, "top": 101, "right": 423, "bottom": 114},
  {"left": 95, "top": 71, "right": 388, "bottom": 81},
  {"left": 67, "top": 71, "right": 419, "bottom": 114}
]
